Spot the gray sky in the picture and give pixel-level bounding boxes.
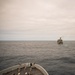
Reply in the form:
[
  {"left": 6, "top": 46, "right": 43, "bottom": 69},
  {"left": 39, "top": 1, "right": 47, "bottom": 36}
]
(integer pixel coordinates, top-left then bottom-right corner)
[{"left": 0, "top": 0, "right": 75, "bottom": 40}]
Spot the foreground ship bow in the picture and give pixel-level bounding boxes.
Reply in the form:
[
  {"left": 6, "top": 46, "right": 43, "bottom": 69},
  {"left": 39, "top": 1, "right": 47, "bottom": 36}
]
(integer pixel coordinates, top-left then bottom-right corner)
[{"left": 0, "top": 63, "right": 49, "bottom": 75}]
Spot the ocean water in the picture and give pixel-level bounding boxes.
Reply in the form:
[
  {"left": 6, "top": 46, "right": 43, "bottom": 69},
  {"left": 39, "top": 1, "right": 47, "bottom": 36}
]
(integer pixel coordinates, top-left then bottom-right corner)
[{"left": 0, "top": 41, "right": 75, "bottom": 75}]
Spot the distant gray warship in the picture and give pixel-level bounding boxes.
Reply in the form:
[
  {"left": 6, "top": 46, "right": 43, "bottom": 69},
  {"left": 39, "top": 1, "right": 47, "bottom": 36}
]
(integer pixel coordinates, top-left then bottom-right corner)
[
  {"left": 0, "top": 63, "right": 49, "bottom": 75},
  {"left": 57, "top": 37, "right": 63, "bottom": 44}
]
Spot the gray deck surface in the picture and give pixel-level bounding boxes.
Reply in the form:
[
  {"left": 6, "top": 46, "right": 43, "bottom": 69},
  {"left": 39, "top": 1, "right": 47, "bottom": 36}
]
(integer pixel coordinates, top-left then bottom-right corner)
[{"left": 3, "top": 67, "right": 44, "bottom": 75}]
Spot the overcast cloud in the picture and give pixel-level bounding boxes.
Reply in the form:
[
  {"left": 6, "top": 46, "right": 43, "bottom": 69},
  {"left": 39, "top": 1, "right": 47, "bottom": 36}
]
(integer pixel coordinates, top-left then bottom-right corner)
[{"left": 0, "top": 0, "right": 75, "bottom": 40}]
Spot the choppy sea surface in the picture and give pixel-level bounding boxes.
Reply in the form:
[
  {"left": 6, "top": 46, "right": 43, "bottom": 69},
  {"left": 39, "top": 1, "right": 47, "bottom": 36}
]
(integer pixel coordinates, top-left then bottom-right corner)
[{"left": 0, "top": 41, "right": 75, "bottom": 75}]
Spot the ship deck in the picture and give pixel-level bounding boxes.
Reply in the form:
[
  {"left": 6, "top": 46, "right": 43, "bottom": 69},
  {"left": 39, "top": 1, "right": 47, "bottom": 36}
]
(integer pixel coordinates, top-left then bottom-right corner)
[
  {"left": 3, "top": 67, "right": 44, "bottom": 75},
  {"left": 1, "top": 63, "right": 48, "bottom": 75}
]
